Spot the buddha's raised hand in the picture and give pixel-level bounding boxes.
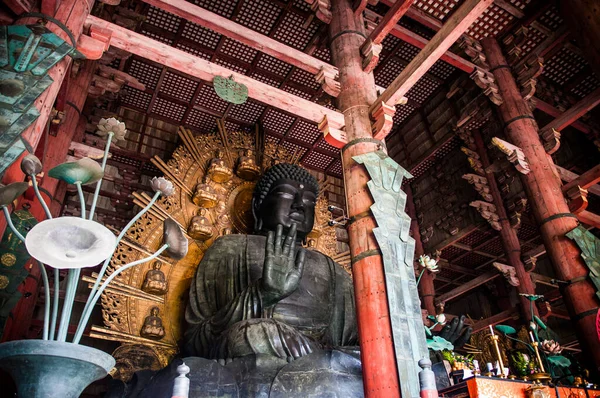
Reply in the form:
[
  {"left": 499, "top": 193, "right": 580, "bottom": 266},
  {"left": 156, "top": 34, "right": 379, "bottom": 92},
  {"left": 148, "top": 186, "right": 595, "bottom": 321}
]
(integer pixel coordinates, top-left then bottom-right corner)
[{"left": 260, "top": 223, "right": 306, "bottom": 307}]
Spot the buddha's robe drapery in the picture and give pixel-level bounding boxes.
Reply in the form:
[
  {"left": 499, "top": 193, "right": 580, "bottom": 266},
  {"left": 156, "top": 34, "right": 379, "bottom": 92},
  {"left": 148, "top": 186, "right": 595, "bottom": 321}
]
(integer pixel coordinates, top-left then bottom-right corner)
[{"left": 184, "top": 235, "right": 358, "bottom": 360}]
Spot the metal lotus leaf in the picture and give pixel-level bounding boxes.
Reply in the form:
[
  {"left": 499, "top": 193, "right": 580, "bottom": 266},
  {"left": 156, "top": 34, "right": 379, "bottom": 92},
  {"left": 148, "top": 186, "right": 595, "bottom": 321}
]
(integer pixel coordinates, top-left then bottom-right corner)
[
  {"left": 97, "top": 117, "right": 127, "bottom": 141},
  {"left": 533, "top": 315, "right": 547, "bottom": 330},
  {"left": 25, "top": 217, "right": 116, "bottom": 269},
  {"left": 546, "top": 355, "right": 570, "bottom": 368},
  {"left": 213, "top": 75, "right": 248, "bottom": 105},
  {"left": 426, "top": 336, "right": 454, "bottom": 352},
  {"left": 163, "top": 218, "right": 188, "bottom": 260},
  {"left": 0, "top": 182, "right": 29, "bottom": 207},
  {"left": 48, "top": 157, "right": 103, "bottom": 185},
  {"left": 495, "top": 325, "right": 516, "bottom": 335},
  {"left": 151, "top": 176, "right": 174, "bottom": 197},
  {"left": 20, "top": 154, "right": 42, "bottom": 175}
]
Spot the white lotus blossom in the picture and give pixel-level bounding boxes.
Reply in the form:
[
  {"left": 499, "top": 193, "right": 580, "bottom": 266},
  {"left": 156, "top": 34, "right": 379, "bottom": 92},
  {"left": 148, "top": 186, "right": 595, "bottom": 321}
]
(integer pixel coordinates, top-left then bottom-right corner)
[
  {"left": 418, "top": 254, "right": 440, "bottom": 273},
  {"left": 97, "top": 117, "right": 127, "bottom": 141},
  {"left": 151, "top": 176, "right": 175, "bottom": 197}
]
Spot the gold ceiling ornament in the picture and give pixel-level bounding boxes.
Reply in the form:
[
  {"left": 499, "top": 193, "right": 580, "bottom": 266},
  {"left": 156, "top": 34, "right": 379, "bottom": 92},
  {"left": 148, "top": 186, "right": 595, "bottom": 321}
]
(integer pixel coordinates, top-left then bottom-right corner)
[{"left": 93, "top": 122, "right": 339, "bottom": 381}]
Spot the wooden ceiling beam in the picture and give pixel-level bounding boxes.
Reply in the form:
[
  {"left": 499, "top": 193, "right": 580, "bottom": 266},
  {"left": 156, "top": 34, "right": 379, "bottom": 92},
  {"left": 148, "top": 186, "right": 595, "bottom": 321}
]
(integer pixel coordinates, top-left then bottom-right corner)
[
  {"left": 370, "top": 0, "right": 493, "bottom": 113},
  {"left": 86, "top": 16, "right": 347, "bottom": 145},
  {"left": 434, "top": 270, "right": 499, "bottom": 305},
  {"left": 556, "top": 165, "right": 600, "bottom": 197},
  {"left": 139, "top": 0, "right": 337, "bottom": 77},
  {"left": 540, "top": 86, "right": 600, "bottom": 136},
  {"left": 577, "top": 210, "right": 600, "bottom": 229},
  {"left": 364, "top": 9, "right": 477, "bottom": 73},
  {"left": 472, "top": 308, "right": 520, "bottom": 333},
  {"left": 562, "top": 165, "right": 600, "bottom": 194},
  {"left": 534, "top": 97, "right": 592, "bottom": 134}
]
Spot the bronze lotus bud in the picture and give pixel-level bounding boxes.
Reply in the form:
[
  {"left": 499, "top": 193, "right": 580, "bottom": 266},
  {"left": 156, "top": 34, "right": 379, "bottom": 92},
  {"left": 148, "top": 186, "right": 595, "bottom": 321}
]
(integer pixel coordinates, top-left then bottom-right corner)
[
  {"left": 163, "top": 218, "right": 188, "bottom": 260},
  {"left": 0, "top": 182, "right": 30, "bottom": 207},
  {"left": 20, "top": 154, "right": 43, "bottom": 176},
  {"left": 541, "top": 339, "right": 562, "bottom": 355},
  {"left": 151, "top": 177, "right": 175, "bottom": 197}
]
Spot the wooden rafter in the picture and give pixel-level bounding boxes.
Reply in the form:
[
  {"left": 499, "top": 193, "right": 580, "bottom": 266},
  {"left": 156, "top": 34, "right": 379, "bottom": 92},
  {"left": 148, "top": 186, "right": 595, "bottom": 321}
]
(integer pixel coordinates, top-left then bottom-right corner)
[
  {"left": 371, "top": 0, "right": 493, "bottom": 113},
  {"left": 139, "top": 0, "right": 338, "bottom": 78},
  {"left": 562, "top": 165, "right": 600, "bottom": 194},
  {"left": 434, "top": 270, "right": 499, "bottom": 305},
  {"left": 472, "top": 309, "right": 520, "bottom": 332},
  {"left": 360, "top": 0, "right": 414, "bottom": 72},
  {"left": 534, "top": 97, "right": 593, "bottom": 134},
  {"left": 364, "top": 9, "right": 477, "bottom": 73},
  {"left": 86, "top": 16, "right": 348, "bottom": 146},
  {"left": 539, "top": 86, "right": 600, "bottom": 136}
]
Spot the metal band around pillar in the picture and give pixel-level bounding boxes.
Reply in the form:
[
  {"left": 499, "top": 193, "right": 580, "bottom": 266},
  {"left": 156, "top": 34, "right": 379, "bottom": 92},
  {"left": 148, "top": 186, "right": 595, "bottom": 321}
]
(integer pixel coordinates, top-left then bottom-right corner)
[
  {"left": 329, "top": 29, "right": 367, "bottom": 44},
  {"left": 342, "top": 137, "right": 385, "bottom": 153},
  {"left": 504, "top": 114, "right": 536, "bottom": 130},
  {"left": 538, "top": 213, "right": 578, "bottom": 227},
  {"left": 346, "top": 209, "right": 372, "bottom": 226},
  {"left": 351, "top": 249, "right": 382, "bottom": 265},
  {"left": 489, "top": 64, "right": 511, "bottom": 73},
  {"left": 572, "top": 308, "right": 598, "bottom": 322}
]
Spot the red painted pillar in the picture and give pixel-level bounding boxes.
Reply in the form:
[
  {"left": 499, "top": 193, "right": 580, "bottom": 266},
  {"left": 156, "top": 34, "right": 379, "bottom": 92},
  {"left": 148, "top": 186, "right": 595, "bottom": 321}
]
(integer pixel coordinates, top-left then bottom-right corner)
[
  {"left": 328, "top": 1, "right": 401, "bottom": 396},
  {"left": 482, "top": 37, "right": 600, "bottom": 371},
  {"left": 472, "top": 129, "right": 537, "bottom": 320},
  {"left": 406, "top": 185, "right": 436, "bottom": 316}
]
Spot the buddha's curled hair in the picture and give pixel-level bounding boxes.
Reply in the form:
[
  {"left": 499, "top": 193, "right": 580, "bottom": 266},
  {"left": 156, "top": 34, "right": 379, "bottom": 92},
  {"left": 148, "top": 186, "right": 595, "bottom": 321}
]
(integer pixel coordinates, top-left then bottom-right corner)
[{"left": 253, "top": 163, "right": 319, "bottom": 212}]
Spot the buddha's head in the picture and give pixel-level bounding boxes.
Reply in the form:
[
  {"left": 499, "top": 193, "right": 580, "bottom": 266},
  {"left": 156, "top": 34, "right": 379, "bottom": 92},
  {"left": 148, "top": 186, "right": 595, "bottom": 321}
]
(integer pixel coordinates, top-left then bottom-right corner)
[{"left": 252, "top": 163, "right": 318, "bottom": 240}]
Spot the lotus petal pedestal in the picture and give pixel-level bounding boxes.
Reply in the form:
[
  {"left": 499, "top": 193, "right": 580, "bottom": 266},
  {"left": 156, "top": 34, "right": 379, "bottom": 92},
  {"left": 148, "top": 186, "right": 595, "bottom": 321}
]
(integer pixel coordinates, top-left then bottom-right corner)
[{"left": 0, "top": 340, "right": 115, "bottom": 398}]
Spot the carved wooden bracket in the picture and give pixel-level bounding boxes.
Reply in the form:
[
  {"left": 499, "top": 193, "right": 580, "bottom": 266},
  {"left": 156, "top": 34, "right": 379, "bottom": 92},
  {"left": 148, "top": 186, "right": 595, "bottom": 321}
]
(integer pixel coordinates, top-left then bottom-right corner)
[
  {"left": 470, "top": 67, "right": 503, "bottom": 106},
  {"left": 303, "top": 0, "right": 332, "bottom": 26},
  {"left": 507, "top": 196, "right": 527, "bottom": 229},
  {"left": 493, "top": 262, "right": 520, "bottom": 286},
  {"left": 318, "top": 115, "right": 347, "bottom": 148},
  {"left": 463, "top": 174, "right": 493, "bottom": 202},
  {"left": 315, "top": 67, "right": 341, "bottom": 97},
  {"left": 360, "top": 38, "right": 383, "bottom": 73},
  {"left": 514, "top": 57, "right": 543, "bottom": 101},
  {"left": 470, "top": 200, "right": 501, "bottom": 231},
  {"left": 523, "top": 255, "right": 537, "bottom": 272},
  {"left": 371, "top": 101, "right": 396, "bottom": 140},
  {"left": 89, "top": 65, "right": 146, "bottom": 98},
  {"left": 459, "top": 37, "right": 489, "bottom": 68},
  {"left": 502, "top": 26, "right": 529, "bottom": 64},
  {"left": 539, "top": 127, "right": 561, "bottom": 155},
  {"left": 491, "top": 137, "right": 530, "bottom": 174},
  {"left": 461, "top": 147, "right": 485, "bottom": 175},
  {"left": 565, "top": 185, "right": 589, "bottom": 214},
  {"left": 113, "top": 6, "right": 146, "bottom": 30},
  {"left": 420, "top": 226, "right": 434, "bottom": 244}
]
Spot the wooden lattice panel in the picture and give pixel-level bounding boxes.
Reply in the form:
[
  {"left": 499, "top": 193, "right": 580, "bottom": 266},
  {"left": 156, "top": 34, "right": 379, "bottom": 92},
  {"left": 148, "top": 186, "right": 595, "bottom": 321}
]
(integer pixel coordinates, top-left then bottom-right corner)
[
  {"left": 413, "top": 0, "right": 460, "bottom": 22},
  {"left": 122, "top": 87, "right": 152, "bottom": 111},
  {"left": 476, "top": 237, "right": 504, "bottom": 257},
  {"left": 152, "top": 97, "right": 187, "bottom": 122},
  {"left": 376, "top": 58, "right": 404, "bottom": 87},
  {"left": 140, "top": 27, "right": 174, "bottom": 45},
  {"left": 516, "top": 221, "right": 539, "bottom": 241},
  {"left": 280, "top": 139, "right": 308, "bottom": 158},
  {"left": 440, "top": 245, "right": 469, "bottom": 261},
  {"left": 327, "top": 159, "right": 343, "bottom": 177},
  {"left": 185, "top": 108, "right": 218, "bottom": 132},
  {"left": 519, "top": 25, "right": 546, "bottom": 59},
  {"left": 262, "top": 108, "right": 296, "bottom": 135},
  {"left": 315, "top": 138, "right": 341, "bottom": 156},
  {"left": 249, "top": 70, "right": 281, "bottom": 87},
  {"left": 394, "top": 103, "right": 417, "bottom": 124},
  {"left": 282, "top": 85, "right": 313, "bottom": 100},
  {"left": 228, "top": 100, "right": 266, "bottom": 125},
  {"left": 538, "top": 6, "right": 563, "bottom": 32},
  {"left": 161, "top": 71, "right": 198, "bottom": 103},
  {"left": 312, "top": 46, "right": 331, "bottom": 62},
  {"left": 290, "top": 68, "right": 321, "bottom": 91},
  {"left": 429, "top": 59, "right": 456, "bottom": 80},
  {"left": 287, "top": 119, "right": 321, "bottom": 145},
  {"left": 571, "top": 74, "right": 600, "bottom": 99},
  {"left": 220, "top": 38, "right": 259, "bottom": 64},
  {"left": 272, "top": 11, "right": 319, "bottom": 51},
  {"left": 255, "top": 54, "right": 293, "bottom": 78},
  {"left": 457, "top": 229, "right": 492, "bottom": 248},
  {"left": 544, "top": 47, "right": 588, "bottom": 86},
  {"left": 236, "top": 0, "right": 282, "bottom": 35},
  {"left": 195, "top": 84, "right": 229, "bottom": 114},
  {"left": 146, "top": 6, "right": 181, "bottom": 33},
  {"left": 466, "top": 4, "right": 513, "bottom": 40},
  {"left": 213, "top": 57, "right": 248, "bottom": 74},
  {"left": 406, "top": 76, "right": 441, "bottom": 104},
  {"left": 191, "top": 0, "right": 236, "bottom": 18},
  {"left": 128, "top": 59, "right": 163, "bottom": 91},
  {"left": 175, "top": 42, "right": 212, "bottom": 60},
  {"left": 303, "top": 150, "right": 335, "bottom": 171},
  {"left": 181, "top": 22, "right": 221, "bottom": 50},
  {"left": 454, "top": 251, "right": 491, "bottom": 267}
]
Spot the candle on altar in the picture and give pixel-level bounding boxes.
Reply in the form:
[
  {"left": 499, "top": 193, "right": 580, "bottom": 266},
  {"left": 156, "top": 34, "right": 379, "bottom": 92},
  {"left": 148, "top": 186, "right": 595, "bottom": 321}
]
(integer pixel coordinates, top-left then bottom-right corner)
[
  {"left": 473, "top": 360, "right": 480, "bottom": 371},
  {"left": 529, "top": 331, "right": 535, "bottom": 342},
  {"left": 489, "top": 325, "right": 495, "bottom": 336}
]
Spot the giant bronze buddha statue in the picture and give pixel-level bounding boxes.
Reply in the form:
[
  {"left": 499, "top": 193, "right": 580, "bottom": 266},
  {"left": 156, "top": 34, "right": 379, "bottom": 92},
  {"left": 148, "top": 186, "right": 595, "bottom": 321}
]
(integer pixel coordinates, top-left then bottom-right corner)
[{"left": 109, "top": 164, "right": 363, "bottom": 398}]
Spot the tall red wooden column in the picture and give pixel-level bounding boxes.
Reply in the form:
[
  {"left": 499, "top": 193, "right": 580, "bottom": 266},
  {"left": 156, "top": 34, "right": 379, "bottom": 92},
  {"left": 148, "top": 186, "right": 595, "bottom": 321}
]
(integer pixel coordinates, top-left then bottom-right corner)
[
  {"left": 472, "top": 129, "right": 537, "bottom": 319},
  {"left": 328, "top": 1, "right": 401, "bottom": 396},
  {"left": 406, "top": 185, "right": 436, "bottom": 316},
  {"left": 482, "top": 37, "right": 600, "bottom": 371}
]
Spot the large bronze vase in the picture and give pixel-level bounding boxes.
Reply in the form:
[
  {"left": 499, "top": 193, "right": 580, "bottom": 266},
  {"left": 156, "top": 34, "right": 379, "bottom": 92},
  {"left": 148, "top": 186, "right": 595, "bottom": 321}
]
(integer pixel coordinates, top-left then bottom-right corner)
[{"left": 0, "top": 340, "right": 115, "bottom": 397}]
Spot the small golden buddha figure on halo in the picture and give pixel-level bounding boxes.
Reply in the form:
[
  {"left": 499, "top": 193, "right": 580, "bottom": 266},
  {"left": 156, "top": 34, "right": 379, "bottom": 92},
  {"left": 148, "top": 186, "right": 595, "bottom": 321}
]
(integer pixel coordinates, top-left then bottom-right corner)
[
  {"left": 192, "top": 178, "right": 218, "bottom": 208},
  {"left": 188, "top": 208, "right": 214, "bottom": 241},
  {"left": 141, "top": 262, "right": 168, "bottom": 295},
  {"left": 208, "top": 149, "right": 233, "bottom": 183},
  {"left": 140, "top": 306, "right": 166, "bottom": 340},
  {"left": 236, "top": 149, "right": 261, "bottom": 181}
]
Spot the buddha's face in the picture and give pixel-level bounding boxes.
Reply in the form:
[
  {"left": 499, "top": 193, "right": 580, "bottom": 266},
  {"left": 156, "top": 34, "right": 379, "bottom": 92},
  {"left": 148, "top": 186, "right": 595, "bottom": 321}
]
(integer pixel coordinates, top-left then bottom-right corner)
[{"left": 256, "top": 178, "right": 316, "bottom": 239}]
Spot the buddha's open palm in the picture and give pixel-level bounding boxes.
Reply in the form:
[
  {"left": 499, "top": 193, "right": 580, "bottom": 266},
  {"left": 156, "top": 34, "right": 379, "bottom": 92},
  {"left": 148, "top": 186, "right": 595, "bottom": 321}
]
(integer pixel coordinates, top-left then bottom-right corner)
[{"left": 260, "top": 224, "right": 306, "bottom": 307}]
